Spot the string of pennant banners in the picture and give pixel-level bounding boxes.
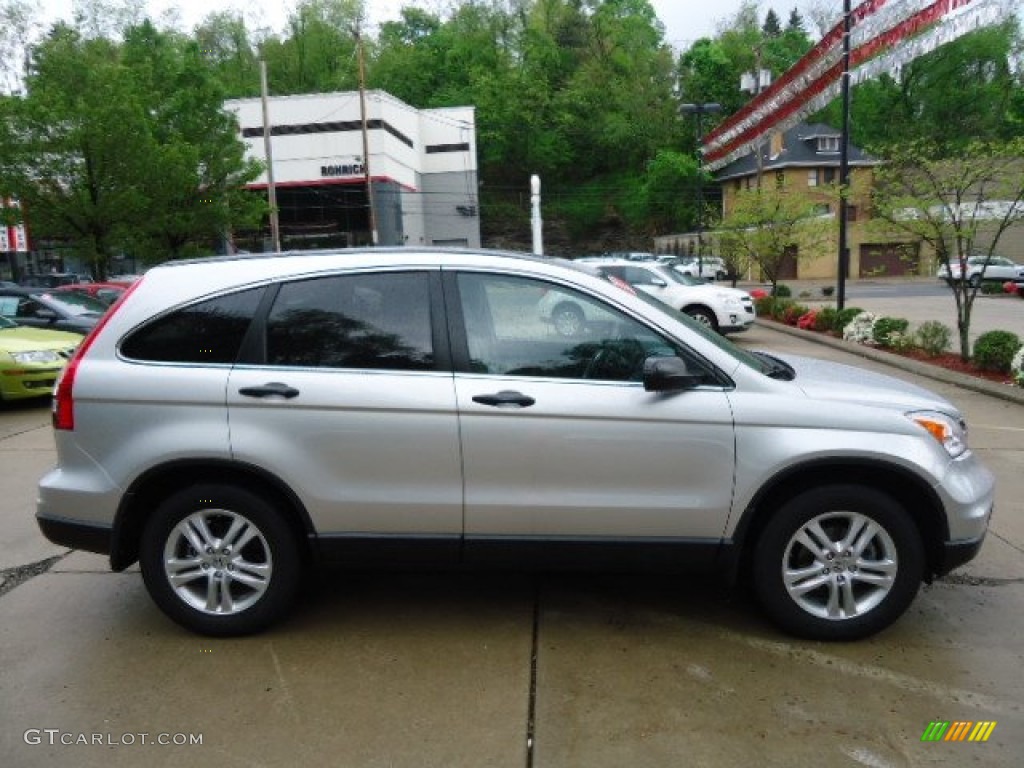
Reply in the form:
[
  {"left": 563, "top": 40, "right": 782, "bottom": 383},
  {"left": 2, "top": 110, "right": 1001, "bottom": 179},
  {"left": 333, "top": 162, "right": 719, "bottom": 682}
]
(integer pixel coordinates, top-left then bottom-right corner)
[{"left": 701, "top": 0, "right": 1011, "bottom": 171}]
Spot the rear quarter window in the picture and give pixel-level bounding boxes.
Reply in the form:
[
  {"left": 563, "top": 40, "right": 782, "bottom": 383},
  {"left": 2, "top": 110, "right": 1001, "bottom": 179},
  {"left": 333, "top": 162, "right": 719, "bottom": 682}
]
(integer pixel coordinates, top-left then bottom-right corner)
[{"left": 120, "top": 287, "right": 263, "bottom": 363}]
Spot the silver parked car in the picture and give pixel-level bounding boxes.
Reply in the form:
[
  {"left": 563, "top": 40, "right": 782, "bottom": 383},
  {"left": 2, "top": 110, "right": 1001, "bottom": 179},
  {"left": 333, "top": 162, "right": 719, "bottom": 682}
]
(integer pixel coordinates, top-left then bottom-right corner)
[{"left": 37, "top": 249, "right": 993, "bottom": 639}]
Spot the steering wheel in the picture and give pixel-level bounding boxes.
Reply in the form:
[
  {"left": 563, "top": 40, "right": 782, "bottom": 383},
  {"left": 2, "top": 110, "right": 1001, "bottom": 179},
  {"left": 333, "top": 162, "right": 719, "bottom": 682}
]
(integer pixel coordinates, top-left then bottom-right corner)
[{"left": 582, "top": 338, "right": 647, "bottom": 380}]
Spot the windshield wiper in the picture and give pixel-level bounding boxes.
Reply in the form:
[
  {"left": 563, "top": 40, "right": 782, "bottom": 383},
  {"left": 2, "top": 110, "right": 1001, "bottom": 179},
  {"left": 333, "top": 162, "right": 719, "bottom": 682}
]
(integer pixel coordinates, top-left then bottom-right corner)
[{"left": 752, "top": 351, "right": 796, "bottom": 381}]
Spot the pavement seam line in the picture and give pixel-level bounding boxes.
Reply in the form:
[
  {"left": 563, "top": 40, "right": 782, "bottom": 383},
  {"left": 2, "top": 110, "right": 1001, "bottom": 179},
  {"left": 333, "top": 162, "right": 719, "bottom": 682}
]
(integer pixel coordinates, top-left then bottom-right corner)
[{"left": 525, "top": 580, "right": 541, "bottom": 768}]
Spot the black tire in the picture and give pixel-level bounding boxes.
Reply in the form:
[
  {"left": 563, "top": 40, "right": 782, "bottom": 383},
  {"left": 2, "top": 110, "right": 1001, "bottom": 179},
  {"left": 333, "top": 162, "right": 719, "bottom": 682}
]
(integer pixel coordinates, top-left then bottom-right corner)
[
  {"left": 752, "top": 484, "right": 924, "bottom": 641},
  {"left": 684, "top": 306, "right": 719, "bottom": 332},
  {"left": 968, "top": 274, "right": 982, "bottom": 288},
  {"left": 552, "top": 302, "right": 585, "bottom": 337},
  {"left": 140, "top": 483, "right": 301, "bottom": 636}
]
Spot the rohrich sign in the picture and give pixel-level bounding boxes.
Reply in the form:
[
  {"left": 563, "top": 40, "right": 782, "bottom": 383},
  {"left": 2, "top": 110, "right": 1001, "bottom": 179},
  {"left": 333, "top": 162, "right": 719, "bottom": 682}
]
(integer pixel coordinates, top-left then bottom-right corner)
[{"left": 320, "top": 162, "right": 366, "bottom": 178}]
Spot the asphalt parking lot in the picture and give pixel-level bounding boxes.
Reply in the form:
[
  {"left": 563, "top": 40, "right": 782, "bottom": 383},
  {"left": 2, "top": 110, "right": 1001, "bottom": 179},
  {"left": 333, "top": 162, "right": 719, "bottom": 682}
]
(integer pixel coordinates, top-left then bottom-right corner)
[{"left": 1, "top": 296, "right": 1022, "bottom": 767}]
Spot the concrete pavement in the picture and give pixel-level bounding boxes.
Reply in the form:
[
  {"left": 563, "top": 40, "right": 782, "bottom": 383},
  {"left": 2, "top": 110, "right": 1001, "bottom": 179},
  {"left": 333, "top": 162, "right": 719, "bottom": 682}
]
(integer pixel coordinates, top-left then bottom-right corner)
[{"left": 1, "top": 322, "right": 1022, "bottom": 768}]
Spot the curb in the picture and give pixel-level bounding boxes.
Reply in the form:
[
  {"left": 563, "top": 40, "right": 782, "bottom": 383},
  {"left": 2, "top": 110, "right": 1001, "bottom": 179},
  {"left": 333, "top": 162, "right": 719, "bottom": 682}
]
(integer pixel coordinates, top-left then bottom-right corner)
[{"left": 755, "top": 320, "right": 1024, "bottom": 407}]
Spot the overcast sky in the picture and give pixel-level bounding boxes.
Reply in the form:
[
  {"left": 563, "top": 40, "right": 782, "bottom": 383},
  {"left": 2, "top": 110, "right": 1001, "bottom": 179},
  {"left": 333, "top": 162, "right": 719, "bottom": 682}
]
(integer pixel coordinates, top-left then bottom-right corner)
[{"left": 40, "top": 1, "right": 825, "bottom": 49}]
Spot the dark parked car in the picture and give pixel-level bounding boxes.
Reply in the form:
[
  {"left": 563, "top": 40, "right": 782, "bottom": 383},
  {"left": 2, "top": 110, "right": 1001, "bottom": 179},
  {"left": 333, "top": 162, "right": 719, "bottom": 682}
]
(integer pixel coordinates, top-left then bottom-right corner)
[
  {"left": 0, "top": 287, "right": 107, "bottom": 334},
  {"left": 19, "top": 273, "right": 93, "bottom": 289}
]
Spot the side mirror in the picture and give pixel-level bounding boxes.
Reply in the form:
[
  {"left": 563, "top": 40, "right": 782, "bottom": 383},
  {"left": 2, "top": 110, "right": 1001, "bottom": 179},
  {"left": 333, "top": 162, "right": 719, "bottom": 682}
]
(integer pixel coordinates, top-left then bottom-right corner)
[{"left": 643, "top": 356, "right": 704, "bottom": 392}]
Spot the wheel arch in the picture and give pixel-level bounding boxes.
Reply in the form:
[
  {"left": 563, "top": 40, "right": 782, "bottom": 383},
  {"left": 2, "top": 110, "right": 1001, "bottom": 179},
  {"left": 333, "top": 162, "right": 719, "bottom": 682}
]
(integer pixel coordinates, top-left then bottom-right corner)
[
  {"left": 730, "top": 459, "right": 950, "bottom": 583},
  {"left": 111, "top": 460, "right": 315, "bottom": 571}
]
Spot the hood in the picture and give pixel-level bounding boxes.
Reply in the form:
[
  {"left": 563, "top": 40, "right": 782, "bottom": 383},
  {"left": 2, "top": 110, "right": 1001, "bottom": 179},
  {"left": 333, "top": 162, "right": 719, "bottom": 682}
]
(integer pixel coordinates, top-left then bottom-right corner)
[
  {"left": 772, "top": 352, "right": 958, "bottom": 415},
  {"left": 0, "top": 327, "right": 82, "bottom": 352}
]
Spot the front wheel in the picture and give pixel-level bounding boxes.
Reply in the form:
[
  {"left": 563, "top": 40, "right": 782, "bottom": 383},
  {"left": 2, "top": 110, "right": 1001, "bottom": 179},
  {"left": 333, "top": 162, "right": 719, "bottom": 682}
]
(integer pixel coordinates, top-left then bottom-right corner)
[
  {"left": 140, "top": 483, "right": 301, "bottom": 636},
  {"left": 684, "top": 306, "right": 718, "bottom": 332},
  {"left": 552, "top": 302, "right": 585, "bottom": 337},
  {"left": 752, "top": 485, "right": 924, "bottom": 641}
]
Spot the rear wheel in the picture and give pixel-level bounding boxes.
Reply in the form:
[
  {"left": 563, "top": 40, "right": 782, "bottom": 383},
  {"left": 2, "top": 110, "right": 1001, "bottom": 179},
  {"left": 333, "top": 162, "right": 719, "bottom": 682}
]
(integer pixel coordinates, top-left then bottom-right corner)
[
  {"left": 968, "top": 273, "right": 982, "bottom": 288},
  {"left": 140, "top": 483, "right": 301, "bottom": 636},
  {"left": 752, "top": 485, "right": 924, "bottom": 640}
]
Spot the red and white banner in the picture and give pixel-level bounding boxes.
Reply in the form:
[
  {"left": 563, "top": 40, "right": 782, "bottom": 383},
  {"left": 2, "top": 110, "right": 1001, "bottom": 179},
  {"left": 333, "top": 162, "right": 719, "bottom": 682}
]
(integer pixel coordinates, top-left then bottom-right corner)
[{"left": 703, "top": 0, "right": 1008, "bottom": 170}]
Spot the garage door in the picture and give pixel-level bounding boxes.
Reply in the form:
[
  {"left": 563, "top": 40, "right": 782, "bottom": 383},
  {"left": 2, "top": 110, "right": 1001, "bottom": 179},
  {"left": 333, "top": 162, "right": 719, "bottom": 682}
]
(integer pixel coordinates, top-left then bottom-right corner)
[{"left": 859, "top": 243, "right": 920, "bottom": 277}]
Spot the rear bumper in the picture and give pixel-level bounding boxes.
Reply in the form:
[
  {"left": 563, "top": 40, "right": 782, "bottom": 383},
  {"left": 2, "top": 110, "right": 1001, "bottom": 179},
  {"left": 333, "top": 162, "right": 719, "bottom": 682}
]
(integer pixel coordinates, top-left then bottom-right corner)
[{"left": 37, "top": 515, "right": 112, "bottom": 556}]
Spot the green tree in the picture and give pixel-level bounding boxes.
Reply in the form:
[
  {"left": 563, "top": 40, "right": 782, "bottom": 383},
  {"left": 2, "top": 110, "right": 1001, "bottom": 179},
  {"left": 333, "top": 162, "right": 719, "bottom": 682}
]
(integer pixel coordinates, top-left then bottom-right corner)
[
  {"left": 718, "top": 183, "right": 834, "bottom": 294},
  {"left": 193, "top": 11, "right": 262, "bottom": 97},
  {"left": 0, "top": 21, "right": 261, "bottom": 277},
  {"left": 762, "top": 9, "right": 782, "bottom": 38},
  {"left": 639, "top": 150, "right": 701, "bottom": 233},
  {"left": 870, "top": 138, "right": 1024, "bottom": 360},
  {"left": 260, "top": 0, "right": 363, "bottom": 95}
]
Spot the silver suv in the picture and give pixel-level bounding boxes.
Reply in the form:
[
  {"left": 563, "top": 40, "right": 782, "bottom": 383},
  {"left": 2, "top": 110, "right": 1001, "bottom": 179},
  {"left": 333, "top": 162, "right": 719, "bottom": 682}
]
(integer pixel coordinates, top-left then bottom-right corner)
[{"left": 37, "top": 249, "right": 994, "bottom": 639}]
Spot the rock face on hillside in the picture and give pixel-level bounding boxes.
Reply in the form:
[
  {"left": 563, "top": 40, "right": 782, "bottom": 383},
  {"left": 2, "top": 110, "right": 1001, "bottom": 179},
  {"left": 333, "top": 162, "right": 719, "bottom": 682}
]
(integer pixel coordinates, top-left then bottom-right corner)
[{"left": 481, "top": 210, "right": 654, "bottom": 257}]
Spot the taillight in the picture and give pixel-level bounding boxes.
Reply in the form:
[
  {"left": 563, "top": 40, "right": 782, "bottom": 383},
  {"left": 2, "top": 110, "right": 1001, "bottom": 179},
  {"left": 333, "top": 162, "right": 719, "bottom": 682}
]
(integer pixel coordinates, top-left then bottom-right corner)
[{"left": 53, "top": 278, "right": 144, "bottom": 431}]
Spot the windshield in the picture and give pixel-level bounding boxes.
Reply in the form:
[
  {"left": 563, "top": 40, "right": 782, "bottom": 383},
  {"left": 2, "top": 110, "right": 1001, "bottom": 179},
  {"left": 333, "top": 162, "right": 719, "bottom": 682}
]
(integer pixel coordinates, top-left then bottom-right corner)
[
  {"left": 623, "top": 285, "right": 773, "bottom": 375},
  {"left": 654, "top": 266, "right": 706, "bottom": 287},
  {"left": 38, "top": 291, "right": 106, "bottom": 316},
  {"left": 0, "top": 315, "right": 18, "bottom": 329}
]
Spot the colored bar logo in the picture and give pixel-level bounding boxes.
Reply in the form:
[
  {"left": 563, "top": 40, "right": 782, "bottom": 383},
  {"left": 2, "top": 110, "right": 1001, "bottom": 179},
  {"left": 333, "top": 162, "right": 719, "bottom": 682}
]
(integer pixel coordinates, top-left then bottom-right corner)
[{"left": 921, "top": 721, "right": 996, "bottom": 742}]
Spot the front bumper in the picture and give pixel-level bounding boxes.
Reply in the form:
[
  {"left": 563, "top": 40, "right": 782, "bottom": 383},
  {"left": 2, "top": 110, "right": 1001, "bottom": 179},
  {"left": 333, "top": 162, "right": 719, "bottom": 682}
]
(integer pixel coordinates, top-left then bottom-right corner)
[{"left": 936, "top": 533, "right": 988, "bottom": 577}]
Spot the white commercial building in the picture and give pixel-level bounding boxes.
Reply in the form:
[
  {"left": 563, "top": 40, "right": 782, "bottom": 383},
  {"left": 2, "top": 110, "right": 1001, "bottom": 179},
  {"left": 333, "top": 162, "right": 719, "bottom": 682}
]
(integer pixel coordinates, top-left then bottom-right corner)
[{"left": 226, "top": 90, "right": 480, "bottom": 250}]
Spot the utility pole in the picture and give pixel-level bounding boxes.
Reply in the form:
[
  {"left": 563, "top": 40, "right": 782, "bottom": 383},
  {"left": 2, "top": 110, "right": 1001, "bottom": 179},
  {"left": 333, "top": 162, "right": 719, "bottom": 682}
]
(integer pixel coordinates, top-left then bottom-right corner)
[
  {"left": 680, "top": 103, "right": 722, "bottom": 279},
  {"left": 530, "top": 175, "right": 543, "bottom": 256},
  {"left": 259, "top": 60, "right": 281, "bottom": 253},
  {"left": 353, "top": 25, "right": 378, "bottom": 246},
  {"left": 837, "top": 0, "right": 853, "bottom": 311}
]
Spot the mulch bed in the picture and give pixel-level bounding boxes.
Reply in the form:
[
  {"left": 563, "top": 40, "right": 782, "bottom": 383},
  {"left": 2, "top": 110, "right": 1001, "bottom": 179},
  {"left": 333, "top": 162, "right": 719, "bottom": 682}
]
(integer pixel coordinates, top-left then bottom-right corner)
[{"left": 774, "top": 322, "right": 1016, "bottom": 385}]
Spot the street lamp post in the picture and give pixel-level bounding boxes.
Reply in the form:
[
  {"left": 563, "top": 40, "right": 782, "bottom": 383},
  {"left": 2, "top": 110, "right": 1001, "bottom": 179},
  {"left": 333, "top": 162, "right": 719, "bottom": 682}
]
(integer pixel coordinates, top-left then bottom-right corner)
[{"left": 679, "top": 102, "right": 722, "bottom": 278}]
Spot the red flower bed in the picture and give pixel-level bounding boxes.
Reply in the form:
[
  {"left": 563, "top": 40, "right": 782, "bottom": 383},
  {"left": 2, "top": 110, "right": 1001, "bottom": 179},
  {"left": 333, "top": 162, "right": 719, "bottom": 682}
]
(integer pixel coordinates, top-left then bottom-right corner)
[{"left": 878, "top": 347, "right": 1014, "bottom": 384}]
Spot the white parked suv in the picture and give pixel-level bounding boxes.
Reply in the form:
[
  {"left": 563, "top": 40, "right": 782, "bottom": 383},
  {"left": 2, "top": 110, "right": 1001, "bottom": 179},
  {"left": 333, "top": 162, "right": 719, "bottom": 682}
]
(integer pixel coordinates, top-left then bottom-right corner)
[
  {"left": 673, "top": 256, "right": 728, "bottom": 281},
  {"left": 37, "top": 248, "right": 993, "bottom": 639},
  {"left": 592, "top": 260, "right": 754, "bottom": 333}
]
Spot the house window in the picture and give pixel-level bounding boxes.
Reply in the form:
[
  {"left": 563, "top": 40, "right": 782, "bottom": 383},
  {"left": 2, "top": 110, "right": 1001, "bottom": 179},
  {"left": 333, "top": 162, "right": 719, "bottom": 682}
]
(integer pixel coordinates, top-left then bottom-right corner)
[
  {"left": 817, "top": 136, "right": 840, "bottom": 153},
  {"left": 775, "top": 171, "right": 785, "bottom": 188},
  {"left": 847, "top": 205, "right": 858, "bottom": 222},
  {"left": 808, "top": 170, "right": 818, "bottom": 187},
  {"left": 813, "top": 203, "right": 830, "bottom": 216},
  {"left": 824, "top": 168, "right": 836, "bottom": 184}
]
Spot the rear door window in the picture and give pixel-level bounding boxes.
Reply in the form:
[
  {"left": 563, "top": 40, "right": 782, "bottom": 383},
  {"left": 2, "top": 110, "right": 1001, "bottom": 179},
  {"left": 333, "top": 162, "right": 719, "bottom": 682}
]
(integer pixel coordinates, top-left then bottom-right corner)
[
  {"left": 120, "top": 288, "right": 264, "bottom": 363},
  {"left": 264, "top": 272, "right": 435, "bottom": 371}
]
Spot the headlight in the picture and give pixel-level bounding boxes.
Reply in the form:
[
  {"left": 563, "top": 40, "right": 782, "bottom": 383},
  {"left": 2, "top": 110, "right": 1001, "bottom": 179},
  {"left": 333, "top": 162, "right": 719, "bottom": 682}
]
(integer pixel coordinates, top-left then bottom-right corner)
[
  {"left": 907, "top": 410, "right": 968, "bottom": 458},
  {"left": 10, "top": 350, "right": 64, "bottom": 365}
]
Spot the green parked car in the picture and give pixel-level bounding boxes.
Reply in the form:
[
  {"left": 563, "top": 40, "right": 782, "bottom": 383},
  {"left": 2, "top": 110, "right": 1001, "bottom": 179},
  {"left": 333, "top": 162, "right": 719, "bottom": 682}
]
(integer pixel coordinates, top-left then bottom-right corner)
[{"left": 0, "top": 316, "right": 80, "bottom": 401}]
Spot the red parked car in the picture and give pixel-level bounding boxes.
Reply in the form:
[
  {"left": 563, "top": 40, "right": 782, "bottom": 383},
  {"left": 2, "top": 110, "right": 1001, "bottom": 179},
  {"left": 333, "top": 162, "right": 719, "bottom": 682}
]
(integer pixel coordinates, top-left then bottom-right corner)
[{"left": 51, "top": 281, "right": 131, "bottom": 306}]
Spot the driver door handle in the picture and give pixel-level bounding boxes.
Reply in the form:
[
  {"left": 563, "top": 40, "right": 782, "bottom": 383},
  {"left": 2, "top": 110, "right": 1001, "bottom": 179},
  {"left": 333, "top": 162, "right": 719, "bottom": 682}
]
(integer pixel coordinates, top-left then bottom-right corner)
[
  {"left": 239, "top": 382, "right": 300, "bottom": 399},
  {"left": 472, "top": 390, "right": 536, "bottom": 408}
]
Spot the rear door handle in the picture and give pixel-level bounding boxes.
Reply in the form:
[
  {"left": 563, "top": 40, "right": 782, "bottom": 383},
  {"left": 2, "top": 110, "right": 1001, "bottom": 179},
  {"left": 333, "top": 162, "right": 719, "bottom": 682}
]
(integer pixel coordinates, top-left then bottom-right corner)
[
  {"left": 472, "top": 390, "right": 536, "bottom": 408},
  {"left": 239, "top": 382, "right": 300, "bottom": 399}
]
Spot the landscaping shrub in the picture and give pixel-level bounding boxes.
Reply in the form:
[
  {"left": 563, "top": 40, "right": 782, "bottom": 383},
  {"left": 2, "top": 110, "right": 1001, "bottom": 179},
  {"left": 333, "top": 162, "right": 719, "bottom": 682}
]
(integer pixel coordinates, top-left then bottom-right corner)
[
  {"left": 972, "top": 330, "right": 1022, "bottom": 373},
  {"left": 813, "top": 306, "right": 838, "bottom": 332},
  {"left": 821, "top": 286, "right": 835, "bottom": 297},
  {"left": 872, "top": 316, "right": 910, "bottom": 348},
  {"left": 782, "top": 303, "right": 809, "bottom": 325},
  {"left": 1011, "top": 346, "right": 1024, "bottom": 387},
  {"left": 770, "top": 298, "right": 795, "bottom": 320},
  {"left": 796, "top": 308, "right": 818, "bottom": 329},
  {"left": 754, "top": 296, "right": 775, "bottom": 317},
  {"left": 842, "top": 311, "right": 877, "bottom": 344},
  {"left": 915, "top": 321, "right": 952, "bottom": 357},
  {"left": 773, "top": 284, "right": 792, "bottom": 298},
  {"left": 833, "top": 306, "right": 865, "bottom": 333}
]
